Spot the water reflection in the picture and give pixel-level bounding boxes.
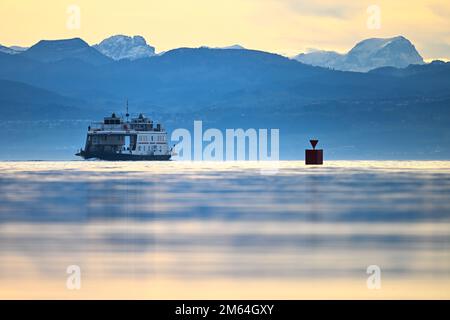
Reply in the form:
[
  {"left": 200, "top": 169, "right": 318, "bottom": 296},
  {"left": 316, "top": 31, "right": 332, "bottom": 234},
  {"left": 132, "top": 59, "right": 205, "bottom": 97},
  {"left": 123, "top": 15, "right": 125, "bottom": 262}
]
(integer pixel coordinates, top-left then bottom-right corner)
[{"left": 0, "top": 161, "right": 449, "bottom": 298}]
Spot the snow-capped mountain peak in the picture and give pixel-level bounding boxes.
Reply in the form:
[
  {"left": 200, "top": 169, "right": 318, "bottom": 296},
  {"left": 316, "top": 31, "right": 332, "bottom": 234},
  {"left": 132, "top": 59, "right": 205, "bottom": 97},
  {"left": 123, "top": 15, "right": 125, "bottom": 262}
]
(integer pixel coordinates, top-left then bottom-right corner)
[
  {"left": 294, "top": 36, "right": 425, "bottom": 72},
  {"left": 93, "top": 35, "right": 155, "bottom": 60}
]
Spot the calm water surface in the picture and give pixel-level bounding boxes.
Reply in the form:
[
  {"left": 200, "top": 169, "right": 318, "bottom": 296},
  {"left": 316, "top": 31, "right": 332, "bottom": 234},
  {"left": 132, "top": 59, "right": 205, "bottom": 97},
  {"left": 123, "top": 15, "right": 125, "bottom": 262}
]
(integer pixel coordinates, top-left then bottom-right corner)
[{"left": 0, "top": 161, "right": 449, "bottom": 298}]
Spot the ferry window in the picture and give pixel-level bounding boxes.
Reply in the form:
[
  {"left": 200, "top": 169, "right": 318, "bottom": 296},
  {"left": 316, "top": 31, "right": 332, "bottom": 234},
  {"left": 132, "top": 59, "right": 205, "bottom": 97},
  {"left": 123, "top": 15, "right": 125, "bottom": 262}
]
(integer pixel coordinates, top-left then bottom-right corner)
[
  {"left": 138, "top": 146, "right": 141, "bottom": 151},
  {"left": 151, "top": 136, "right": 153, "bottom": 141}
]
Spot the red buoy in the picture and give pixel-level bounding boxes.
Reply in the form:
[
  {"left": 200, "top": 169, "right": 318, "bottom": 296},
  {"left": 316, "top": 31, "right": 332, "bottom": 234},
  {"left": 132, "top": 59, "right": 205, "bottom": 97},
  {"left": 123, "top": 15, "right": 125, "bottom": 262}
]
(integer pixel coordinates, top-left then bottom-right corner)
[{"left": 305, "top": 139, "right": 323, "bottom": 165}]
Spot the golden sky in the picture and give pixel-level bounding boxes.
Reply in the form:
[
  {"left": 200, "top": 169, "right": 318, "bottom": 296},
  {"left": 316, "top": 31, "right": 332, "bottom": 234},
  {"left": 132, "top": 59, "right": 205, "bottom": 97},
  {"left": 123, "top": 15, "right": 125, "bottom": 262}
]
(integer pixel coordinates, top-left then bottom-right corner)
[{"left": 1, "top": 0, "right": 449, "bottom": 60}]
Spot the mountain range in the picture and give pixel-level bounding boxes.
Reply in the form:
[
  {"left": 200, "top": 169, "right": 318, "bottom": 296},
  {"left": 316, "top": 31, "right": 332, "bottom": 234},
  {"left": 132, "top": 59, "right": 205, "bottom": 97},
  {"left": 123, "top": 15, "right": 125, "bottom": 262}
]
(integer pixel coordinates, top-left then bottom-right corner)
[
  {"left": 93, "top": 35, "right": 156, "bottom": 60},
  {"left": 0, "top": 35, "right": 449, "bottom": 160},
  {"left": 294, "top": 36, "right": 425, "bottom": 72},
  {"left": 21, "top": 38, "right": 112, "bottom": 65}
]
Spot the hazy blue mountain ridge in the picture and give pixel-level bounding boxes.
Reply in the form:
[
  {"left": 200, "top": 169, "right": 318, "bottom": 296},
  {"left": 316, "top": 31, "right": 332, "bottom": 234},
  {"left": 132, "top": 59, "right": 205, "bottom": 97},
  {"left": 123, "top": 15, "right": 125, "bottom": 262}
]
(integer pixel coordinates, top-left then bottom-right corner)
[{"left": 21, "top": 38, "right": 112, "bottom": 65}]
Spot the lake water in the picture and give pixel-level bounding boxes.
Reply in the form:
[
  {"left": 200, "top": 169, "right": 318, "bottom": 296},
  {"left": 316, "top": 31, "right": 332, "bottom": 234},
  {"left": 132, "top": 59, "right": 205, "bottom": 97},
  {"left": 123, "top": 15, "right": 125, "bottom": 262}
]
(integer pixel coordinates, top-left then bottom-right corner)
[{"left": 0, "top": 161, "right": 450, "bottom": 299}]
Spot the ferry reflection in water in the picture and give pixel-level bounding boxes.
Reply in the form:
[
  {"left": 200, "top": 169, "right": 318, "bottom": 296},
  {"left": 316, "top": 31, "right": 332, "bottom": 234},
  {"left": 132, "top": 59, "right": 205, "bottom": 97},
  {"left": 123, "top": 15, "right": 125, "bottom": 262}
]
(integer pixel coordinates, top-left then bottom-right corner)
[{"left": 0, "top": 161, "right": 450, "bottom": 299}]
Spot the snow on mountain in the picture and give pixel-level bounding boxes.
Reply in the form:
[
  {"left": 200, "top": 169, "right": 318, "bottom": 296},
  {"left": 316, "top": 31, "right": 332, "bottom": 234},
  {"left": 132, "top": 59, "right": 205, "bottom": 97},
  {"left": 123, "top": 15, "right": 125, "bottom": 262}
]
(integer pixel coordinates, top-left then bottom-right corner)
[
  {"left": 0, "top": 44, "right": 20, "bottom": 55},
  {"left": 93, "top": 35, "right": 155, "bottom": 60},
  {"left": 9, "top": 45, "right": 28, "bottom": 52},
  {"left": 219, "top": 44, "right": 246, "bottom": 50},
  {"left": 294, "top": 50, "right": 343, "bottom": 69},
  {"left": 199, "top": 44, "right": 246, "bottom": 50},
  {"left": 294, "top": 36, "right": 425, "bottom": 72}
]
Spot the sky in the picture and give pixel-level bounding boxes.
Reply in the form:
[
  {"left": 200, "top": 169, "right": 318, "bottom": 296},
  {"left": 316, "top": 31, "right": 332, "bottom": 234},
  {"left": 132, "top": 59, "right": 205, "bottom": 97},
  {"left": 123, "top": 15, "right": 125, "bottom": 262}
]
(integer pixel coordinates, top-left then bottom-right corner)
[{"left": 0, "top": 0, "right": 449, "bottom": 60}]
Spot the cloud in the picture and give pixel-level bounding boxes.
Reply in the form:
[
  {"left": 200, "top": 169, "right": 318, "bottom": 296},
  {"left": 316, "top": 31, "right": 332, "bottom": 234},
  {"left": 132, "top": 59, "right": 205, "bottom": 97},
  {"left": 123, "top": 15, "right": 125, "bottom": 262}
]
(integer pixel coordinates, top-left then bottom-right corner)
[
  {"left": 428, "top": 3, "right": 450, "bottom": 20},
  {"left": 252, "top": 0, "right": 363, "bottom": 19}
]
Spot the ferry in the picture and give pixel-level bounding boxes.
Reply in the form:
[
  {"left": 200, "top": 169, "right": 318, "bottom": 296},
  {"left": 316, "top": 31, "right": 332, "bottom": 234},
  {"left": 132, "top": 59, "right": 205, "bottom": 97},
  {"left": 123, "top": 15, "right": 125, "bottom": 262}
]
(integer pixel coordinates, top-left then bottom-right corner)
[{"left": 76, "top": 111, "right": 172, "bottom": 161}]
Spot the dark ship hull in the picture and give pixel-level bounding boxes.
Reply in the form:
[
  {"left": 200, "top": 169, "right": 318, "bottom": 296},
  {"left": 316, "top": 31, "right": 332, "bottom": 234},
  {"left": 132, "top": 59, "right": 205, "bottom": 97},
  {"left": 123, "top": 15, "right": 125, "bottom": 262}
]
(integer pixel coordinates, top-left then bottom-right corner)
[{"left": 76, "top": 150, "right": 171, "bottom": 161}]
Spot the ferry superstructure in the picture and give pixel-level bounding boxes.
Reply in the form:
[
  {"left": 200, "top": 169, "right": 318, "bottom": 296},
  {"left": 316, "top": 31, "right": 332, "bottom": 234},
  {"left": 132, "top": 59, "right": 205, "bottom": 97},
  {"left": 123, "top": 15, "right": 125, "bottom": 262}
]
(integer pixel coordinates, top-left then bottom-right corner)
[{"left": 76, "top": 112, "right": 171, "bottom": 161}]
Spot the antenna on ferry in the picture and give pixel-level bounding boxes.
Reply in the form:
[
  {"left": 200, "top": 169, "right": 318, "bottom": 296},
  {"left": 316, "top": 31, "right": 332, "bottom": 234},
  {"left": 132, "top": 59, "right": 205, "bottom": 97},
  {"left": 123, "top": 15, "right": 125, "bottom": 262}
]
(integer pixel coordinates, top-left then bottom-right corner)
[{"left": 126, "top": 99, "right": 130, "bottom": 122}]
